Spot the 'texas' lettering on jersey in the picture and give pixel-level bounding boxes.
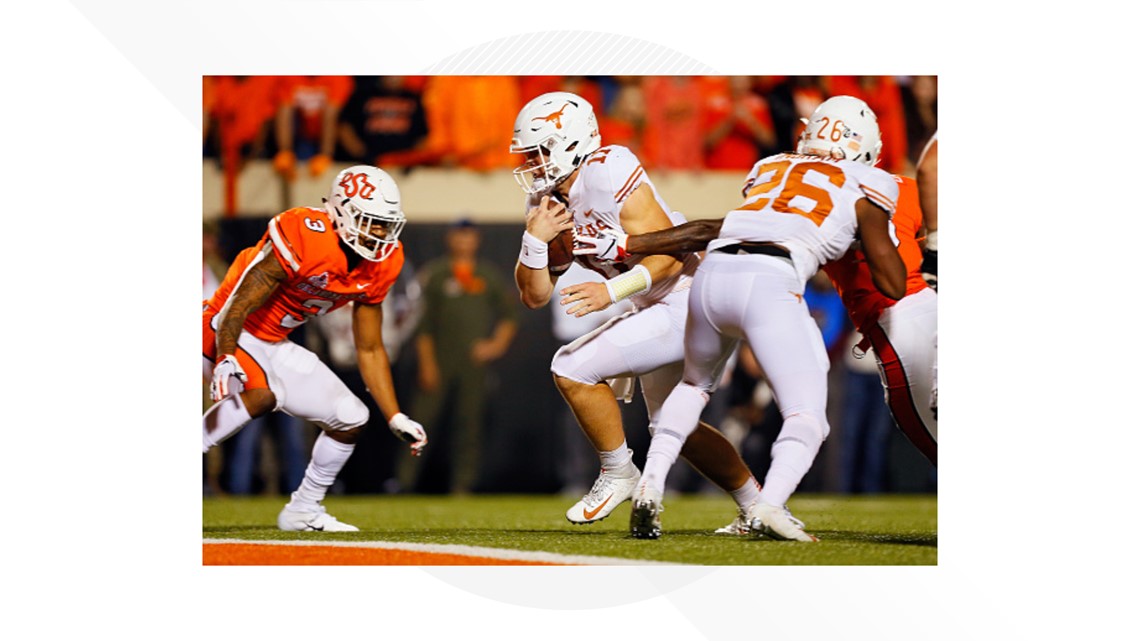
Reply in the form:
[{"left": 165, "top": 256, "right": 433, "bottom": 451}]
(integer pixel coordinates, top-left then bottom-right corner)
[{"left": 572, "top": 209, "right": 613, "bottom": 239}]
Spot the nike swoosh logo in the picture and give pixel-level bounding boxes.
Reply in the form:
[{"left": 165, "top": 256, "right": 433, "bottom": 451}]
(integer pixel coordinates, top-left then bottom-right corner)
[
  {"left": 309, "top": 523, "right": 324, "bottom": 531},
  {"left": 582, "top": 495, "right": 613, "bottom": 520},
  {"left": 356, "top": 283, "right": 369, "bottom": 289}
]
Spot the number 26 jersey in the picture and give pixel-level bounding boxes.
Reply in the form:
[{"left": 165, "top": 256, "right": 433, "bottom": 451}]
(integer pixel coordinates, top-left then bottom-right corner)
[{"left": 712, "top": 153, "right": 899, "bottom": 284}]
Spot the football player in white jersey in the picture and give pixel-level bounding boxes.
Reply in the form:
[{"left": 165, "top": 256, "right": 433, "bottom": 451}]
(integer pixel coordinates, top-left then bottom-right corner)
[
  {"left": 576, "top": 96, "right": 907, "bottom": 541},
  {"left": 512, "top": 91, "right": 768, "bottom": 527}
]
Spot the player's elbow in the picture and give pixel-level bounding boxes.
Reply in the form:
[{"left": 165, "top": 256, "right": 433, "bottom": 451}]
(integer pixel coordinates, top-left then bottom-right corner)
[
  {"left": 520, "top": 291, "right": 549, "bottom": 310},
  {"left": 874, "top": 270, "right": 907, "bottom": 300}
]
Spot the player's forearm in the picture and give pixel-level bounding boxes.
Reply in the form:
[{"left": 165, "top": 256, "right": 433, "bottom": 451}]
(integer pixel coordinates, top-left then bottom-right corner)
[
  {"left": 215, "top": 263, "right": 281, "bottom": 356},
  {"left": 628, "top": 219, "right": 723, "bottom": 255},
  {"left": 514, "top": 263, "right": 554, "bottom": 309},
  {"left": 357, "top": 347, "right": 400, "bottom": 421}
]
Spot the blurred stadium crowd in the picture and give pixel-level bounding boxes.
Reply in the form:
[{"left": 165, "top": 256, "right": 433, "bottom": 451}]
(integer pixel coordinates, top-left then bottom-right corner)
[{"left": 202, "top": 75, "right": 936, "bottom": 499}]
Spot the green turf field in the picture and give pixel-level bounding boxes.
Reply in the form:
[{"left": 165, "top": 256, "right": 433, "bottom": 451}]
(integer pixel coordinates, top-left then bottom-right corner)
[{"left": 203, "top": 494, "right": 936, "bottom": 565}]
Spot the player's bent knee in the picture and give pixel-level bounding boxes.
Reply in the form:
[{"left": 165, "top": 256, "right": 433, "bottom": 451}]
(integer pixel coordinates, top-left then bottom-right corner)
[
  {"left": 551, "top": 348, "right": 602, "bottom": 386},
  {"left": 327, "top": 394, "right": 369, "bottom": 431},
  {"left": 778, "top": 412, "right": 829, "bottom": 446}
]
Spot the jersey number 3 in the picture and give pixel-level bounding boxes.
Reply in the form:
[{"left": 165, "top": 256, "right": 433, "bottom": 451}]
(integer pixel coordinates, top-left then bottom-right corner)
[{"left": 740, "top": 160, "right": 846, "bottom": 226}]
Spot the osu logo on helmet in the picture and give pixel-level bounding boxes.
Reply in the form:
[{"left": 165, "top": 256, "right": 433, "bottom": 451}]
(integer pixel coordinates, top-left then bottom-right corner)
[{"left": 339, "top": 172, "right": 376, "bottom": 200}]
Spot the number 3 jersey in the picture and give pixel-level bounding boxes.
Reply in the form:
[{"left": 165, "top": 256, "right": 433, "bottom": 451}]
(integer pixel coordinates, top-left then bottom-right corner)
[
  {"left": 527, "top": 144, "right": 699, "bottom": 309},
  {"left": 711, "top": 153, "right": 899, "bottom": 284},
  {"left": 203, "top": 207, "right": 404, "bottom": 343}
]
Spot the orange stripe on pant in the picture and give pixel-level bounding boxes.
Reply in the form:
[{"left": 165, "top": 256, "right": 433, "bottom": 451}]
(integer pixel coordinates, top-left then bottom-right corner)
[
  {"left": 202, "top": 312, "right": 271, "bottom": 391},
  {"left": 865, "top": 323, "right": 937, "bottom": 466}
]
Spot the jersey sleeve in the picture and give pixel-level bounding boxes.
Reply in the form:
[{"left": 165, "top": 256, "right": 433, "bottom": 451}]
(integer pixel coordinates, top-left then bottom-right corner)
[
  {"left": 855, "top": 165, "right": 900, "bottom": 216},
  {"left": 604, "top": 146, "right": 647, "bottom": 206},
  {"left": 577, "top": 145, "right": 646, "bottom": 208},
  {"left": 263, "top": 207, "right": 332, "bottom": 279}
]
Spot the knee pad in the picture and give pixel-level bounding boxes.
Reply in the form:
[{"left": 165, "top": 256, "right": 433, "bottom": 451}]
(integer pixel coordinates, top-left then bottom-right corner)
[
  {"left": 550, "top": 344, "right": 603, "bottom": 385},
  {"left": 776, "top": 412, "right": 829, "bottom": 449},
  {"left": 325, "top": 394, "right": 369, "bottom": 431}
]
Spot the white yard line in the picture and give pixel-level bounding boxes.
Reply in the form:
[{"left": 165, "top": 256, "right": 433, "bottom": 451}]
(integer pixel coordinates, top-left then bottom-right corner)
[{"left": 203, "top": 538, "right": 681, "bottom": 566}]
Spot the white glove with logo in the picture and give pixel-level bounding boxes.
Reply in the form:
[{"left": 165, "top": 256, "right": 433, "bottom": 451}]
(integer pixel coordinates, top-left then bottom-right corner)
[
  {"left": 389, "top": 412, "right": 428, "bottom": 456},
  {"left": 573, "top": 230, "right": 629, "bottom": 262},
  {"left": 211, "top": 354, "right": 248, "bottom": 401}
]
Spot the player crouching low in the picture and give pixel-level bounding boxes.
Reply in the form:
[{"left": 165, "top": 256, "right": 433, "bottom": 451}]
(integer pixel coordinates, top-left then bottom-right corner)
[{"left": 202, "top": 165, "right": 427, "bottom": 532}]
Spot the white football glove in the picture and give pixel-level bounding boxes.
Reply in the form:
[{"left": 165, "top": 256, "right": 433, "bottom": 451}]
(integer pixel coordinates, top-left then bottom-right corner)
[
  {"left": 573, "top": 230, "right": 629, "bottom": 262},
  {"left": 389, "top": 412, "right": 428, "bottom": 456},
  {"left": 210, "top": 354, "right": 247, "bottom": 402}
]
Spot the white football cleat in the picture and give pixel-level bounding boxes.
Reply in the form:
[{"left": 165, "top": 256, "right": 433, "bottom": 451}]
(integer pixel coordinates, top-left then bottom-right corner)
[
  {"left": 277, "top": 504, "right": 359, "bottom": 532},
  {"left": 629, "top": 483, "right": 664, "bottom": 540},
  {"left": 748, "top": 503, "right": 817, "bottom": 542},
  {"left": 566, "top": 465, "right": 641, "bottom": 524},
  {"left": 713, "top": 510, "right": 750, "bottom": 536}
]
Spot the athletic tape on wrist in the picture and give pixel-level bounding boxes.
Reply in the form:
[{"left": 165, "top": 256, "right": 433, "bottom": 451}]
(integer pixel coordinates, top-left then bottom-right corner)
[
  {"left": 518, "top": 231, "right": 548, "bottom": 269},
  {"left": 925, "top": 230, "right": 938, "bottom": 252},
  {"left": 605, "top": 264, "right": 652, "bottom": 303}
]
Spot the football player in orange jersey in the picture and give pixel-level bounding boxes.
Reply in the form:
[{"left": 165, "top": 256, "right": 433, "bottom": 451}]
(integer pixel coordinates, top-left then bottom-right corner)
[
  {"left": 202, "top": 165, "right": 427, "bottom": 532},
  {"left": 821, "top": 174, "right": 937, "bottom": 466}
]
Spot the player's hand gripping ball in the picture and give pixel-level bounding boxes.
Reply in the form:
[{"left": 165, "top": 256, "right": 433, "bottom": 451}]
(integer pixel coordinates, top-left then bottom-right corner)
[{"left": 548, "top": 228, "right": 575, "bottom": 275}]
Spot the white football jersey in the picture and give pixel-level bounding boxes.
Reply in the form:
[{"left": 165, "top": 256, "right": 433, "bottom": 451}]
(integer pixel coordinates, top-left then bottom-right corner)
[
  {"left": 710, "top": 152, "right": 899, "bottom": 283},
  {"left": 528, "top": 145, "right": 699, "bottom": 308}
]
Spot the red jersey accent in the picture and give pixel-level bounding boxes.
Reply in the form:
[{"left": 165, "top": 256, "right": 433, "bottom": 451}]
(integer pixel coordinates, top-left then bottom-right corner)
[
  {"left": 822, "top": 176, "right": 928, "bottom": 331},
  {"left": 203, "top": 207, "right": 404, "bottom": 343}
]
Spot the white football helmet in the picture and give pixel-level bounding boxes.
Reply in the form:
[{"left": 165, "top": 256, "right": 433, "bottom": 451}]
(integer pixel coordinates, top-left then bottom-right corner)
[
  {"left": 797, "top": 96, "right": 883, "bottom": 166},
  {"left": 324, "top": 165, "right": 405, "bottom": 261},
  {"left": 510, "top": 91, "right": 602, "bottom": 194}
]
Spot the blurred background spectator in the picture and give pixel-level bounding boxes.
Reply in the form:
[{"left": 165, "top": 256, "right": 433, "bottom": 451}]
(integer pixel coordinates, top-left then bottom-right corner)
[
  {"left": 336, "top": 76, "right": 429, "bottom": 169},
  {"left": 272, "top": 76, "right": 354, "bottom": 183},
  {"left": 701, "top": 76, "right": 778, "bottom": 169},
  {"left": 838, "top": 336, "right": 895, "bottom": 494},
  {"left": 398, "top": 218, "right": 519, "bottom": 494},
  {"left": 203, "top": 74, "right": 938, "bottom": 497}
]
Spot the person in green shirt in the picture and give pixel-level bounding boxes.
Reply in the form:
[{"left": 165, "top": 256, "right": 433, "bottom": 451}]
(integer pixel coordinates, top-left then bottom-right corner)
[{"left": 400, "top": 218, "right": 518, "bottom": 494}]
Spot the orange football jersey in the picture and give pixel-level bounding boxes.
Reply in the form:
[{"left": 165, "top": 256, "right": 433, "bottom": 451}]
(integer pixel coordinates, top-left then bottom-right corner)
[
  {"left": 204, "top": 207, "right": 404, "bottom": 343},
  {"left": 822, "top": 175, "right": 929, "bottom": 331}
]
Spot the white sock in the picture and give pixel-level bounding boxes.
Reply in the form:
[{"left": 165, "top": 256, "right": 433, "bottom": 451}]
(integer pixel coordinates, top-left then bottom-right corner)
[
  {"left": 641, "top": 383, "right": 710, "bottom": 495},
  {"left": 202, "top": 394, "right": 252, "bottom": 453},
  {"left": 642, "top": 433, "right": 684, "bottom": 496},
  {"left": 287, "top": 431, "right": 355, "bottom": 510},
  {"left": 599, "top": 441, "right": 636, "bottom": 477},
  {"left": 730, "top": 477, "right": 762, "bottom": 511},
  {"left": 757, "top": 413, "right": 825, "bottom": 507}
]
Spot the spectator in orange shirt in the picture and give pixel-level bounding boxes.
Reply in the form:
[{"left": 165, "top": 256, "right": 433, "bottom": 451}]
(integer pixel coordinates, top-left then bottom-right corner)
[
  {"left": 273, "top": 76, "right": 355, "bottom": 180},
  {"left": 641, "top": 76, "right": 704, "bottom": 170},
  {"left": 413, "top": 76, "right": 521, "bottom": 171},
  {"left": 596, "top": 76, "right": 648, "bottom": 157},
  {"left": 701, "top": 76, "right": 777, "bottom": 170},
  {"left": 203, "top": 76, "right": 279, "bottom": 217}
]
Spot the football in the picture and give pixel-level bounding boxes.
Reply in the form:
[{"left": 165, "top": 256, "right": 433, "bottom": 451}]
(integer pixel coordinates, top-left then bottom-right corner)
[{"left": 548, "top": 229, "right": 575, "bottom": 274}]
